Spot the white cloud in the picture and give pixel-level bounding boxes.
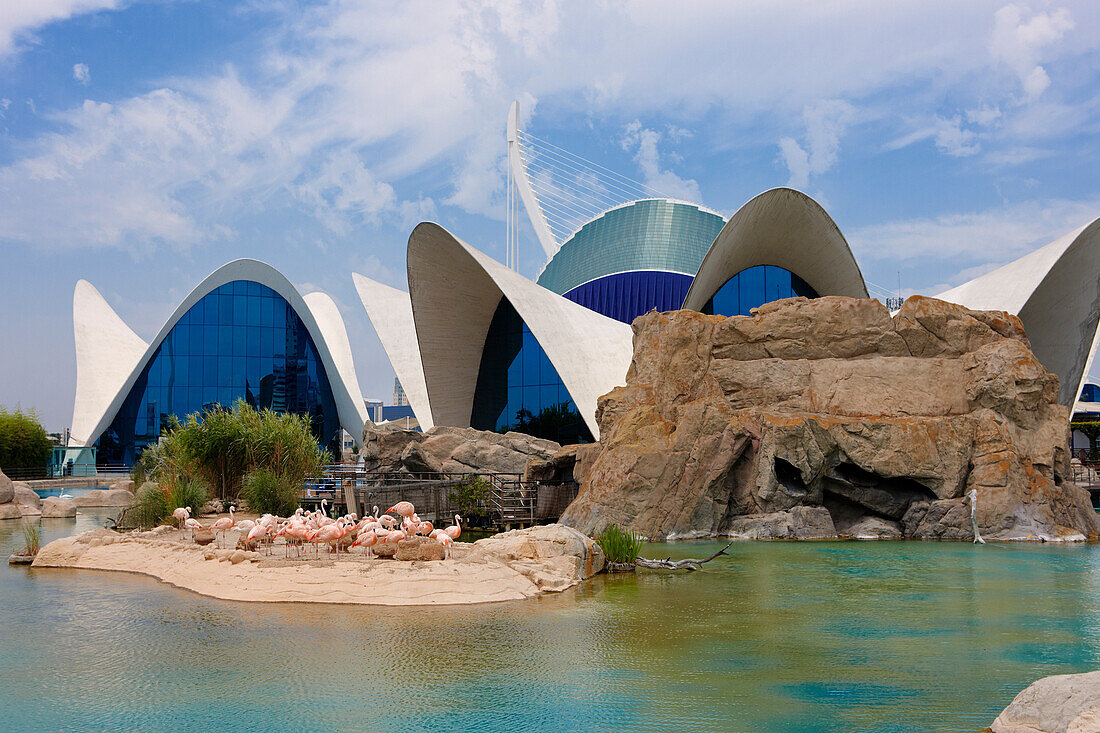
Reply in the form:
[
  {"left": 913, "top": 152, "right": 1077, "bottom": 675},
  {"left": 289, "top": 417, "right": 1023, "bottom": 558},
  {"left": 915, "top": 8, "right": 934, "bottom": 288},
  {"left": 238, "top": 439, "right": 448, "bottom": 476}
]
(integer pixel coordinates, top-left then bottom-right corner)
[
  {"left": 850, "top": 197, "right": 1100, "bottom": 264},
  {"left": 990, "top": 4, "right": 1074, "bottom": 101},
  {"left": 0, "top": 0, "right": 123, "bottom": 57},
  {"left": 966, "top": 104, "right": 1002, "bottom": 126},
  {"left": 72, "top": 62, "right": 89, "bottom": 85},
  {"left": 779, "top": 99, "right": 856, "bottom": 188},
  {"left": 619, "top": 120, "right": 701, "bottom": 201}
]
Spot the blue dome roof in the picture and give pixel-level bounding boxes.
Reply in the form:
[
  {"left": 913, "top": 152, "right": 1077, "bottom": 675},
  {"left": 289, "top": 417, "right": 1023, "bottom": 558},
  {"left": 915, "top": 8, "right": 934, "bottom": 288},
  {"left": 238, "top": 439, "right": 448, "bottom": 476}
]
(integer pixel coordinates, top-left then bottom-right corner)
[{"left": 535, "top": 199, "right": 726, "bottom": 295}]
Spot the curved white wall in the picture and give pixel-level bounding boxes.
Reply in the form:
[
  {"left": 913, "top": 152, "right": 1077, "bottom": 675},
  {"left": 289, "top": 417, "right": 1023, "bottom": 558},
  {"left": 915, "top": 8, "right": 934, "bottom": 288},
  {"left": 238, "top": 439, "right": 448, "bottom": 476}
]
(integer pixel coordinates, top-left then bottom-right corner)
[
  {"left": 682, "top": 187, "right": 869, "bottom": 310},
  {"left": 938, "top": 219, "right": 1100, "bottom": 406},
  {"left": 351, "top": 273, "right": 435, "bottom": 431},
  {"left": 72, "top": 259, "right": 368, "bottom": 450},
  {"left": 407, "top": 223, "right": 634, "bottom": 439}
]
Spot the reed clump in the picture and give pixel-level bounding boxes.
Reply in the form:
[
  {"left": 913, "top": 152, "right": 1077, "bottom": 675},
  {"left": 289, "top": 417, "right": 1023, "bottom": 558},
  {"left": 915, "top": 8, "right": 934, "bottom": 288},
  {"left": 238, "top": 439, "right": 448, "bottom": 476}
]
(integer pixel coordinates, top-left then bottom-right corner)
[{"left": 597, "top": 523, "right": 644, "bottom": 565}]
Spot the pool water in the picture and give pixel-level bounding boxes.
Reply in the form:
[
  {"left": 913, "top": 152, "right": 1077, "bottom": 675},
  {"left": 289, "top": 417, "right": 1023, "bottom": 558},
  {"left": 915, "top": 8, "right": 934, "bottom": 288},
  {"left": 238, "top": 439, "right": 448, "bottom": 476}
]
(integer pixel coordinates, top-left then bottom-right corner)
[{"left": 1, "top": 515, "right": 1098, "bottom": 732}]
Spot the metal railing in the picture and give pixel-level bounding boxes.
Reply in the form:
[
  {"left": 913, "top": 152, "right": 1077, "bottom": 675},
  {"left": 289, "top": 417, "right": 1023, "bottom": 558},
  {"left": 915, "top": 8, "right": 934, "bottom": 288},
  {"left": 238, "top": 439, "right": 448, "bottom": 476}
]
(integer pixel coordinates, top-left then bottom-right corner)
[
  {"left": 2, "top": 463, "right": 131, "bottom": 481},
  {"left": 301, "top": 464, "right": 578, "bottom": 527}
]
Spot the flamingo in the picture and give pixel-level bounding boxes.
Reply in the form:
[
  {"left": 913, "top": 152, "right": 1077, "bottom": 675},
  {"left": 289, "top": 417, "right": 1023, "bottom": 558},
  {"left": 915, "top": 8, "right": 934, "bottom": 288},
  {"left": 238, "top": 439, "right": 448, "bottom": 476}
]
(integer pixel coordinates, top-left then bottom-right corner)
[
  {"left": 416, "top": 520, "right": 434, "bottom": 536},
  {"left": 172, "top": 506, "right": 191, "bottom": 538},
  {"left": 436, "top": 533, "right": 454, "bottom": 558},
  {"left": 444, "top": 515, "right": 462, "bottom": 540},
  {"left": 247, "top": 522, "right": 269, "bottom": 554},
  {"left": 386, "top": 501, "right": 416, "bottom": 522},
  {"left": 351, "top": 529, "right": 378, "bottom": 557},
  {"left": 183, "top": 517, "right": 204, "bottom": 541},
  {"left": 210, "top": 506, "right": 236, "bottom": 548},
  {"left": 378, "top": 514, "right": 397, "bottom": 530}
]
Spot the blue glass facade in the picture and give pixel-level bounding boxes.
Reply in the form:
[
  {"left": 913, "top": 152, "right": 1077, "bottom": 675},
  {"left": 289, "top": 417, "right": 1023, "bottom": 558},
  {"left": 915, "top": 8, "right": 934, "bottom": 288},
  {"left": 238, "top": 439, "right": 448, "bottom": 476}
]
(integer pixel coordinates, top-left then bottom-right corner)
[
  {"left": 702, "top": 265, "right": 818, "bottom": 317},
  {"left": 562, "top": 270, "right": 693, "bottom": 324},
  {"left": 98, "top": 280, "right": 339, "bottom": 465},
  {"left": 470, "top": 298, "right": 593, "bottom": 445}
]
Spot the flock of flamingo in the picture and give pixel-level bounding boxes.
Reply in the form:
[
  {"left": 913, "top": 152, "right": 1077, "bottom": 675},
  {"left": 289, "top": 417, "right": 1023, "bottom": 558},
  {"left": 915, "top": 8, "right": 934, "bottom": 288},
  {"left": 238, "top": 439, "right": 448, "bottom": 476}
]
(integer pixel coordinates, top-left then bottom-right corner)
[{"left": 170, "top": 500, "right": 462, "bottom": 558}]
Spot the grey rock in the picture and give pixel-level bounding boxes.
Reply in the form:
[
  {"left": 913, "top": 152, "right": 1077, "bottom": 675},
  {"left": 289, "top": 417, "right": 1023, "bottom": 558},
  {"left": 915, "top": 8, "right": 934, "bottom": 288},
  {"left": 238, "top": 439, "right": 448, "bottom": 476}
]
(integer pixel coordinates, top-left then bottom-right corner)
[
  {"left": 364, "top": 424, "right": 560, "bottom": 476},
  {"left": 842, "top": 515, "right": 903, "bottom": 540},
  {"left": 40, "top": 496, "right": 77, "bottom": 518},
  {"left": 991, "top": 670, "right": 1100, "bottom": 733},
  {"left": 726, "top": 506, "right": 837, "bottom": 540},
  {"left": 72, "top": 489, "right": 135, "bottom": 507},
  {"left": 109, "top": 479, "right": 135, "bottom": 493},
  {"left": 13, "top": 482, "right": 40, "bottom": 509},
  {"left": 0, "top": 469, "right": 13, "bottom": 505},
  {"left": 561, "top": 296, "right": 1098, "bottom": 541},
  {"left": 0, "top": 503, "right": 22, "bottom": 520}
]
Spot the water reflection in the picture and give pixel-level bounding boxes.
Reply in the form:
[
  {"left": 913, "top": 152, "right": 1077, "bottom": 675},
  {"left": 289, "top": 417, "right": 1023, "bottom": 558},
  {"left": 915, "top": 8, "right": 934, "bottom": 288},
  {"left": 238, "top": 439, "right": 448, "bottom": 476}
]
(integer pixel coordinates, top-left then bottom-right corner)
[{"left": 2, "top": 523, "right": 1098, "bottom": 732}]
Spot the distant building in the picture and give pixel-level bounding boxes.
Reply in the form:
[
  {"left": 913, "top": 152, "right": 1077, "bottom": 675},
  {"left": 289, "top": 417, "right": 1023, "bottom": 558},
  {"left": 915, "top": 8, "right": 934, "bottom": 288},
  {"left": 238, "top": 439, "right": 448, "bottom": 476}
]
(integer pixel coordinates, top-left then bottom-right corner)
[
  {"left": 70, "top": 259, "right": 368, "bottom": 465},
  {"left": 364, "top": 398, "right": 384, "bottom": 423},
  {"left": 393, "top": 378, "right": 409, "bottom": 407}
]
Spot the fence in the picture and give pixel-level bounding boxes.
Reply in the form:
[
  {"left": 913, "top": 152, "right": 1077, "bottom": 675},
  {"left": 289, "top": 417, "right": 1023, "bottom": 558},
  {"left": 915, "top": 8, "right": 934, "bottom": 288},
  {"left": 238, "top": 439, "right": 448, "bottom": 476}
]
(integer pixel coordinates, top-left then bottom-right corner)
[
  {"left": 301, "top": 464, "right": 578, "bottom": 527},
  {"left": 2, "top": 463, "right": 131, "bottom": 481}
]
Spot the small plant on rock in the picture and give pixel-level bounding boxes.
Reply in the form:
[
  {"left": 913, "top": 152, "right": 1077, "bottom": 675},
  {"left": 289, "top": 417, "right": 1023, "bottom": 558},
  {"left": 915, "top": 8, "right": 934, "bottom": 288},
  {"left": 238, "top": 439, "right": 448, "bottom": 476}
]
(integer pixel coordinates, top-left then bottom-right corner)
[
  {"left": 20, "top": 521, "right": 41, "bottom": 556},
  {"left": 597, "top": 524, "right": 644, "bottom": 565}
]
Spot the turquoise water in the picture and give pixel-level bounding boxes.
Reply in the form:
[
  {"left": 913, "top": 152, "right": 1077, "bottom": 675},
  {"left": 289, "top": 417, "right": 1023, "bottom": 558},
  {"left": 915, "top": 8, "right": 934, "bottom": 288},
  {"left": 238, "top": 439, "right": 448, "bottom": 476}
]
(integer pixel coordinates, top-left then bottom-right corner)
[{"left": 2, "top": 515, "right": 1099, "bottom": 732}]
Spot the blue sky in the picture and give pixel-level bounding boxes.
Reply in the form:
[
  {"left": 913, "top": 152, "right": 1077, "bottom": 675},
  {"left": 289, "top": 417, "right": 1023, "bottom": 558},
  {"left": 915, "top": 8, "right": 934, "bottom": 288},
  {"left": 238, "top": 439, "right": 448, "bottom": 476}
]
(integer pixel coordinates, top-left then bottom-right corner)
[{"left": 1, "top": 0, "right": 1099, "bottom": 431}]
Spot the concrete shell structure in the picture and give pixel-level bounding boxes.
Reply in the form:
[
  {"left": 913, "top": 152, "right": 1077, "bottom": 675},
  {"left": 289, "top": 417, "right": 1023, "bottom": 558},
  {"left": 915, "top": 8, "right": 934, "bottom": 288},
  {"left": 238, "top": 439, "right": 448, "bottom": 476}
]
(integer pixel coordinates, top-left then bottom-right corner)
[
  {"left": 936, "top": 218, "right": 1100, "bottom": 407},
  {"left": 351, "top": 274, "right": 434, "bottom": 431},
  {"left": 404, "top": 223, "right": 634, "bottom": 439},
  {"left": 682, "top": 188, "right": 869, "bottom": 310},
  {"left": 71, "top": 259, "right": 368, "bottom": 455}
]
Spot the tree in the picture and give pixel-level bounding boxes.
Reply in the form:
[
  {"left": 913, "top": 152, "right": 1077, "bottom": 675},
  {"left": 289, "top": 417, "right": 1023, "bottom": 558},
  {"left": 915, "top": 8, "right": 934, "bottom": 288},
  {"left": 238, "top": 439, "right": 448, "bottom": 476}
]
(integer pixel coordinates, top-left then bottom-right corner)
[
  {"left": 0, "top": 406, "right": 52, "bottom": 477},
  {"left": 1072, "top": 421, "right": 1100, "bottom": 463}
]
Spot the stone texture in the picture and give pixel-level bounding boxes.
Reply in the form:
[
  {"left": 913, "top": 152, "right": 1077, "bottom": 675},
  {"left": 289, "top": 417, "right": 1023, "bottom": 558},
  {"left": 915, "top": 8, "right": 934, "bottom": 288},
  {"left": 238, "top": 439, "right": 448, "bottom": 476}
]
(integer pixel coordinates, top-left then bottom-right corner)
[
  {"left": 560, "top": 296, "right": 1099, "bottom": 542},
  {"left": 726, "top": 506, "right": 837, "bottom": 540},
  {"left": 192, "top": 529, "right": 215, "bottom": 546},
  {"left": 109, "top": 479, "right": 135, "bottom": 493},
  {"left": 363, "top": 424, "right": 560, "bottom": 476},
  {"left": 0, "top": 503, "right": 22, "bottom": 520},
  {"left": 40, "top": 496, "right": 77, "bottom": 518},
  {"left": 395, "top": 535, "right": 446, "bottom": 561},
  {"left": 73, "top": 489, "right": 135, "bottom": 507},
  {"left": 13, "top": 483, "right": 40, "bottom": 509},
  {"left": 991, "top": 671, "right": 1100, "bottom": 733},
  {"left": 0, "top": 469, "right": 13, "bottom": 505}
]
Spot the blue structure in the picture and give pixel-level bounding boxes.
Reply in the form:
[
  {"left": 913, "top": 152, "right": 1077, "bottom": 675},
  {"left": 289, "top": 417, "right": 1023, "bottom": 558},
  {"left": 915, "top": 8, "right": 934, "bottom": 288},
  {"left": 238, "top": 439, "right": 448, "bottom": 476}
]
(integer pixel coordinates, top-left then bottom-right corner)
[
  {"left": 537, "top": 199, "right": 726, "bottom": 324},
  {"left": 702, "top": 265, "right": 819, "bottom": 317},
  {"left": 1080, "top": 383, "right": 1100, "bottom": 403},
  {"left": 97, "top": 280, "right": 340, "bottom": 464},
  {"left": 470, "top": 299, "right": 593, "bottom": 444}
]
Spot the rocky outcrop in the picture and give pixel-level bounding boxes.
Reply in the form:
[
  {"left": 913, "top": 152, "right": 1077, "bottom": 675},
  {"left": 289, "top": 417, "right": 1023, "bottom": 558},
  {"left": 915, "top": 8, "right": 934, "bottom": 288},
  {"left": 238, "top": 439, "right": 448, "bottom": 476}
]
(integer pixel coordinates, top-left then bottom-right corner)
[
  {"left": 0, "top": 469, "right": 14, "bottom": 505},
  {"left": 73, "top": 489, "right": 135, "bottom": 507},
  {"left": 465, "top": 524, "right": 605, "bottom": 589},
  {"left": 991, "top": 671, "right": 1100, "bottom": 733},
  {"left": 362, "top": 425, "right": 560, "bottom": 476},
  {"left": 13, "top": 482, "right": 40, "bottom": 510},
  {"left": 395, "top": 535, "right": 446, "bottom": 561},
  {"left": 40, "top": 496, "right": 77, "bottom": 518},
  {"left": 0, "top": 504, "right": 21, "bottom": 520},
  {"left": 110, "top": 479, "right": 135, "bottom": 493},
  {"left": 560, "top": 296, "right": 1099, "bottom": 541}
]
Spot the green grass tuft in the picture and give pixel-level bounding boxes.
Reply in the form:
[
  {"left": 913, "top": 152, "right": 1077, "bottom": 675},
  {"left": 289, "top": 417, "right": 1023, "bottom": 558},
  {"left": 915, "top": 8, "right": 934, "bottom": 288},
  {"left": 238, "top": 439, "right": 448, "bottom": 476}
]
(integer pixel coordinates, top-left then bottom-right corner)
[
  {"left": 21, "top": 521, "right": 41, "bottom": 555},
  {"left": 597, "top": 524, "right": 644, "bottom": 564},
  {"left": 241, "top": 468, "right": 299, "bottom": 516}
]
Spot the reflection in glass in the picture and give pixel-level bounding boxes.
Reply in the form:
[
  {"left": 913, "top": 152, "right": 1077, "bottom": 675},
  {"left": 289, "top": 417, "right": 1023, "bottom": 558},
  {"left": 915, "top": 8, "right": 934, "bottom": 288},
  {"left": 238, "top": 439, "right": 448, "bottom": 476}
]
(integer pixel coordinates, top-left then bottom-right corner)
[
  {"left": 470, "top": 298, "right": 594, "bottom": 445},
  {"left": 97, "top": 281, "right": 339, "bottom": 465},
  {"left": 702, "top": 265, "right": 818, "bottom": 317}
]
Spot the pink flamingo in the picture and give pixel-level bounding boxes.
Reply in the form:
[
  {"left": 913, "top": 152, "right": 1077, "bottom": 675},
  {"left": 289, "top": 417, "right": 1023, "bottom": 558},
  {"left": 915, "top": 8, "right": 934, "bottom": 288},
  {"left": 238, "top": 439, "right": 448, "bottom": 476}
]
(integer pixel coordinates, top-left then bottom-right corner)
[
  {"left": 386, "top": 502, "right": 416, "bottom": 522},
  {"left": 416, "top": 520, "right": 434, "bottom": 536},
  {"left": 172, "top": 506, "right": 191, "bottom": 538},
  {"left": 437, "top": 533, "right": 454, "bottom": 558},
  {"left": 351, "top": 529, "right": 378, "bottom": 557},
  {"left": 247, "top": 522, "right": 269, "bottom": 553},
  {"left": 444, "top": 515, "right": 462, "bottom": 540},
  {"left": 183, "top": 517, "right": 204, "bottom": 541},
  {"left": 210, "top": 506, "right": 235, "bottom": 549}
]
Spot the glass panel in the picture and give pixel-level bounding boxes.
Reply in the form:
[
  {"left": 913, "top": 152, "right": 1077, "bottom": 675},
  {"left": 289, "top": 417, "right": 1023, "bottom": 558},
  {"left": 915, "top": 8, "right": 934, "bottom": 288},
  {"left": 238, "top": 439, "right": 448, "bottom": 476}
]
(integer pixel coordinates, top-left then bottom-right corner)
[{"left": 703, "top": 265, "right": 820, "bottom": 317}]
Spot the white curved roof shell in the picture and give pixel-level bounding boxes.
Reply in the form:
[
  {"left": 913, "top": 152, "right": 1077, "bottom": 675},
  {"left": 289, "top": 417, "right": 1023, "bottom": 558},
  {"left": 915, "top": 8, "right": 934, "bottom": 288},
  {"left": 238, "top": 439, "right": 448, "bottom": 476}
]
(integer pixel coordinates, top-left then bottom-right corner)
[
  {"left": 71, "top": 259, "right": 367, "bottom": 448},
  {"left": 682, "top": 187, "right": 869, "bottom": 310},
  {"left": 406, "top": 223, "right": 634, "bottom": 439},
  {"left": 351, "top": 274, "right": 434, "bottom": 431},
  {"left": 937, "top": 219, "right": 1100, "bottom": 407}
]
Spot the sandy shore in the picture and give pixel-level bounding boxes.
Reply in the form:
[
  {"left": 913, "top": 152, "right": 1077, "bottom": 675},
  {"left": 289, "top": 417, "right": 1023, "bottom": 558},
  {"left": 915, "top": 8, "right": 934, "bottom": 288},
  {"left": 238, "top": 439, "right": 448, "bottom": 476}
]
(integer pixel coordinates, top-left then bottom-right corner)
[{"left": 31, "top": 523, "right": 605, "bottom": 606}]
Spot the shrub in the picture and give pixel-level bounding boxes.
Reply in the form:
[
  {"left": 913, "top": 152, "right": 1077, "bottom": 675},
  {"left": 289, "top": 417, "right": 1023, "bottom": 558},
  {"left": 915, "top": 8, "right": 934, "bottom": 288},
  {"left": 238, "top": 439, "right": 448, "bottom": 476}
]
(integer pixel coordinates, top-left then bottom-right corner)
[
  {"left": 165, "top": 477, "right": 210, "bottom": 517},
  {"left": 21, "top": 521, "right": 41, "bottom": 556},
  {"left": 597, "top": 524, "right": 644, "bottom": 564},
  {"left": 241, "top": 468, "right": 299, "bottom": 516},
  {"left": 448, "top": 475, "right": 492, "bottom": 523},
  {"left": 0, "top": 406, "right": 52, "bottom": 478},
  {"left": 130, "top": 482, "right": 169, "bottom": 529}
]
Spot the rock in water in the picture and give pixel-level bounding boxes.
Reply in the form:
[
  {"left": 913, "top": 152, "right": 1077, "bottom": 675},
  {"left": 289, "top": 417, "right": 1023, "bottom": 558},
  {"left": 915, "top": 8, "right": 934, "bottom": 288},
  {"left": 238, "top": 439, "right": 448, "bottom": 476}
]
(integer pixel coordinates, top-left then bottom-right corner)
[
  {"left": 0, "top": 469, "right": 14, "bottom": 505},
  {"left": 73, "top": 489, "right": 135, "bottom": 507},
  {"left": 13, "top": 483, "right": 41, "bottom": 510},
  {"left": 109, "top": 479, "right": 135, "bottom": 493},
  {"left": 40, "top": 496, "right": 77, "bottom": 518},
  {"left": 362, "top": 424, "right": 560, "bottom": 475},
  {"left": 0, "top": 504, "right": 21, "bottom": 520},
  {"left": 991, "top": 671, "right": 1100, "bottom": 733},
  {"left": 560, "top": 296, "right": 1099, "bottom": 541}
]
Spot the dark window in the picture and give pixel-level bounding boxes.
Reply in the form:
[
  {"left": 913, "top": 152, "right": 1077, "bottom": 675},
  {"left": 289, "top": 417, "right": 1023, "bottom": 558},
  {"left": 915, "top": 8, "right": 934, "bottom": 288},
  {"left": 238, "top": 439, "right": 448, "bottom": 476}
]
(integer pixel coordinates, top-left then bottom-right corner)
[
  {"left": 470, "top": 298, "right": 594, "bottom": 445},
  {"left": 97, "top": 280, "right": 340, "bottom": 465},
  {"left": 702, "top": 265, "right": 818, "bottom": 317}
]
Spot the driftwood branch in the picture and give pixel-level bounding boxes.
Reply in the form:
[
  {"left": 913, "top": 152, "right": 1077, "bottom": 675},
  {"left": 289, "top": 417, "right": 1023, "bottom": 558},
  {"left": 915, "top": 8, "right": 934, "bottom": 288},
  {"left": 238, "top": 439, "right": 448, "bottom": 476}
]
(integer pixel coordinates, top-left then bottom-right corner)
[{"left": 633, "top": 540, "right": 735, "bottom": 571}]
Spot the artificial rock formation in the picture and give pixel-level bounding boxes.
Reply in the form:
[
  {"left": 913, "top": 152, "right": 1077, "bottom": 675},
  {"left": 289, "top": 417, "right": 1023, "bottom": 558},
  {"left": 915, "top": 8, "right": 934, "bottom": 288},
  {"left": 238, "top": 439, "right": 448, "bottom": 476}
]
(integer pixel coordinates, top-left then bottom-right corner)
[
  {"left": 73, "top": 488, "right": 135, "bottom": 508},
  {"left": 991, "top": 671, "right": 1100, "bottom": 733},
  {"left": 560, "top": 296, "right": 1099, "bottom": 541},
  {"left": 362, "top": 425, "right": 560, "bottom": 476},
  {"left": 40, "top": 496, "right": 77, "bottom": 518}
]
